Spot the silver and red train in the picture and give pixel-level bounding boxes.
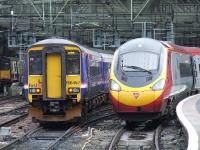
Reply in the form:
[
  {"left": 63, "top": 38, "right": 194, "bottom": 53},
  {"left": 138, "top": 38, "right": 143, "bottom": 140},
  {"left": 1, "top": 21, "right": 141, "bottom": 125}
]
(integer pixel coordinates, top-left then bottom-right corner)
[{"left": 109, "top": 38, "right": 200, "bottom": 122}]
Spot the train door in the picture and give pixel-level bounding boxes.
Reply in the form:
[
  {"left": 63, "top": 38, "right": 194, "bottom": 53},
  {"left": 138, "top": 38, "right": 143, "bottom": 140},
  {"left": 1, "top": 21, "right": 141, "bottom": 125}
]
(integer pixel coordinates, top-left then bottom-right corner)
[
  {"left": 46, "top": 53, "right": 62, "bottom": 98},
  {"left": 192, "top": 56, "right": 200, "bottom": 89},
  {"left": 43, "top": 47, "right": 66, "bottom": 101}
]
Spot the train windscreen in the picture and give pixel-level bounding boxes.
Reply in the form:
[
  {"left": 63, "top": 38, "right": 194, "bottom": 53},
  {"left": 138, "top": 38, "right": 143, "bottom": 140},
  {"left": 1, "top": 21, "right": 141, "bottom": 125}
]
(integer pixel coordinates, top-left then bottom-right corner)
[
  {"left": 114, "top": 51, "right": 162, "bottom": 87},
  {"left": 0, "top": 58, "right": 10, "bottom": 70},
  {"left": 29, "top": 51, "right": 42, "bottom": 75},
  {"left": 120, "top": 51, "right": 159, "bottom": 73},
  {"left": 66, "top": 51, "right": 80, "bottom": 75}
]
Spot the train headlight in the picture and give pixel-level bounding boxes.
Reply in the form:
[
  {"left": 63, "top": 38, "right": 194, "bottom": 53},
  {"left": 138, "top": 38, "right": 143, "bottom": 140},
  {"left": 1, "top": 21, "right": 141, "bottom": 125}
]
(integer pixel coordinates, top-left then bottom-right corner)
[
  {"left": 110, "top": 80, "right": 121, "bottom": 91},
  {"left": 32, "top": 88, "right": 36, "bottom": 93},
  {"left": 73, "top": 88, "right": 80, "bottom": 93},
  {"left": 152, "top": 79, "right": 165, "bottom": 91},
  {"left": 68, "top": 88, "right": 80, "bottom": 93},
  {"left": 29, "top": 88, "right": 41, "bottom": 94}
]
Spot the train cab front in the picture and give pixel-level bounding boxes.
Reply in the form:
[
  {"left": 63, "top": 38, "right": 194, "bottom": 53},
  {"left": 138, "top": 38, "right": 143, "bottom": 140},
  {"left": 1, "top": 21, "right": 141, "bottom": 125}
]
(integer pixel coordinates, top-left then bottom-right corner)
[
  {"left": 109, "top": 38, "right": 170, "bottom": 122},
  {"left": 27, "top": 45, "right": 82, "bottom": 122}
]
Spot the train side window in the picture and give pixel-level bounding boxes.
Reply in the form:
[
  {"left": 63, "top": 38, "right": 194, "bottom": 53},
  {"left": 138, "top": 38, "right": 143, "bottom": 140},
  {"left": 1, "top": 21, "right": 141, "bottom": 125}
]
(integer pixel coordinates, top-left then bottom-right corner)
[
  {"left": 198, "top": 64, "right": 200, "bottom": 73},
  {"left": 66, "top": 51, "right": 80, "bottom": 75},
  {"left": 29, "top": 51, "right": 42, "bottom": 75},
  {"left": 179, "top": 62, "right": 192, "bottom": 77},
  {"left": 104, "top": 63, "right": 109, "bottom": 79},
  {"left": 179, "top": 55, "right": 193, "bottom": 77},
  {"left": 89, "top": 61, "right": 101, "bottom": 80}
]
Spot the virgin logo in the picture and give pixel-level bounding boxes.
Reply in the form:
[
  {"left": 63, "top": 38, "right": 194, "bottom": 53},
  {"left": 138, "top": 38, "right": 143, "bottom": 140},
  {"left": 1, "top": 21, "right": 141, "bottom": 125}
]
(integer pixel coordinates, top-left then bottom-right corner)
[{"left": 133, "top": 93, "right": 140, "bottom": 99}]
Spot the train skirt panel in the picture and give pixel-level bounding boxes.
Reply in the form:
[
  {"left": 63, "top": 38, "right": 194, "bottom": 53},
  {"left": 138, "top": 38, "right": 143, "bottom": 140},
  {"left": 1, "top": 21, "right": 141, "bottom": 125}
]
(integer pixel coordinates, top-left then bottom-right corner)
[{"left": 29, "top": 103, "right": 82, "bottom": 122}]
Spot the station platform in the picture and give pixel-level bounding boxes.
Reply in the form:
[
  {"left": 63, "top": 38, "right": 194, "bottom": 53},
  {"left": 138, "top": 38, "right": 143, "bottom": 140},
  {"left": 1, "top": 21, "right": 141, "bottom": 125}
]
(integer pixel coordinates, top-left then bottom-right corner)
[{"left": 176, "top": 94, "right": 200, "bottom": 150}]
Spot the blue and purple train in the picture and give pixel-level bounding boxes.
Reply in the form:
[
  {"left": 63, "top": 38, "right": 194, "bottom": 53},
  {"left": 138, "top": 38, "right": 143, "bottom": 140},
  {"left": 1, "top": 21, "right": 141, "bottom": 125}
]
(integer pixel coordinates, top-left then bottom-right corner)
[{"left": 24, "top": 38, "right": 113, "bottom": 122}]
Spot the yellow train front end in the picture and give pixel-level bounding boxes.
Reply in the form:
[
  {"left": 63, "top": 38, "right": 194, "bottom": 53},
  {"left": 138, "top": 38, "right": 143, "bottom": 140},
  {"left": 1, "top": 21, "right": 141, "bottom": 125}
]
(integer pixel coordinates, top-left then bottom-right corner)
[
  {"left": 0, "top": 57, "right": 11, "bottom": 95},
  {"left": 109, "top": 38, "right": 171, "bottom": 122},
  {"left": 27, "top": 42, "right": 82, "bottom": 122},
  {"left": 0, "top": 70, "right": 11, "bottom": 80}
]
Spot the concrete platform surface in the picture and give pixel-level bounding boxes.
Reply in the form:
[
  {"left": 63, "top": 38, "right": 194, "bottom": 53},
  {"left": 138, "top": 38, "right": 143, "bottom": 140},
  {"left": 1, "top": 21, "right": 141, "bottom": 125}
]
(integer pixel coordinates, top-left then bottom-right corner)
[{"left": 177, "top": 94, "right": 200, "bottom": 150}]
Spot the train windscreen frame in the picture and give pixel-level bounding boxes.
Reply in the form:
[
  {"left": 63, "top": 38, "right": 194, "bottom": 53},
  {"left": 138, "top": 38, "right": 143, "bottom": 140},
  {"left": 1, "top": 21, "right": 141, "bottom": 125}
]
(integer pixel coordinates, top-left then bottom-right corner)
[
  {"left": 29, "top": 51, "right": 42, "bottom": 75},
  {"left": 66, "top": 51, "right": 80, "bottom": 75},
  {"left": 114, "top": 49, "right": 164, "bottom": 87},
  {"left": 120, "top": 51, "right": 159, "bottom": 74}
]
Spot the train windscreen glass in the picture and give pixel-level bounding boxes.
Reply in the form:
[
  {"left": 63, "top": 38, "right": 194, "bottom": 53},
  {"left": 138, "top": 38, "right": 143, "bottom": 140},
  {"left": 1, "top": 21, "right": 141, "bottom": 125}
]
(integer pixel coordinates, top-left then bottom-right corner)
[
  {"left": 66, "top": 51, "right": 80, "bottom": 75},
  {"left": 29, "top": 51, "right": 42, "bottom": 75},
  {"left": 121, "top": 52, "right": 159, "bottom": 73},
  {"left": 0, "top": 59, "right": 10, "bottom": 70}
]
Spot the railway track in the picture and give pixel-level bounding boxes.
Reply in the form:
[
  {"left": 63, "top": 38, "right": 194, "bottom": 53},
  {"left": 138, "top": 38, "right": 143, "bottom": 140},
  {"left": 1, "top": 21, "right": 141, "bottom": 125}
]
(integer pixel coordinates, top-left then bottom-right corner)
[
  {"left": 0, "top": 100, "right": 186, "bottom": 150},
  {"left": 0, "top": 107, "right": 29, "bottom": 127},
  {"left": 0, "top": 96, "right": 23, "bottom": 106},
  {"left": 158, "top": 118, "right": 187, "bottom": 149},
  {"left": 154, "top": 124, "right": 162, "bottom": 150},
  {"left": 0, "top": 104, "right": 117, "bottom": 150},
  {"left": 51, "top": 109, "right": 120, "bottom": 150},
  {"left": 107, "top": 121, "right": 163, "bottom": 150},
  {"left": 0, "top": 126, "right": 79, "bottom": 150},
  {"left": 82, "top": 106, "right": 116, "bottom": 124},
  {"left": 0, "top": 96, "right": 29, "bottom": 127},
  {"left": 108, "top": 127, "right": 125, "bottom": 150},
  {"left": 107, "top": 118, "right": 187, "bottom": 150},
  {"left": 48, "top": 105, "right": 117, "bottom": 150},
  {"left": 0, "top": 103, "right": 28, "bottom": 116}
]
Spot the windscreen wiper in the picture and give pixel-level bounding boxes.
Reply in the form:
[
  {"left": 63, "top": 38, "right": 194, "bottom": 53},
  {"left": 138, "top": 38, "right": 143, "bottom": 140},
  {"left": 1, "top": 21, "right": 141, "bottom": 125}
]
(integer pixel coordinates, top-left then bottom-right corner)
[{"left": 123, "top": 65, "right": 152, "bottom": 74}]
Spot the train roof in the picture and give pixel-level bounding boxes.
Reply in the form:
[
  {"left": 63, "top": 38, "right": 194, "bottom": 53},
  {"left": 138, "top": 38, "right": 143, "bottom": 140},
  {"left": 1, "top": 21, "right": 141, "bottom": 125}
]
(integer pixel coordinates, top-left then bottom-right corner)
[
  {"left": 100, "top": 53, "right": 113, "bottom": 62},
  {"left": 31, "top": 38, "right": 105, "bottom": 57},
  {"left": 33, "top": 38, "right": 75, "bottom": 46},
  {"left": 117, "top": 38, "right": 200, "bottom": 55},
  {"left": 117, "top": 38, "right": 164, "bottom": 54},
  {"left": 163, "top": 41, "right": 200, "bottom": 55}
]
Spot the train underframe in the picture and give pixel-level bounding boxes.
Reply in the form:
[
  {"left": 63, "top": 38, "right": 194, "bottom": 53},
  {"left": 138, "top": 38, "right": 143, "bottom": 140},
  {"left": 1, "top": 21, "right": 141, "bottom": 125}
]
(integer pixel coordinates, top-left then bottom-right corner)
[
  {"left": 29, "top": 93, "right": 108, "bottom": 122},
  {"left": 29, "top": 99, "right": 82, "bottom": 122},
  {"left": 118, "top": 112, "right": 162, "bottom": 122}
]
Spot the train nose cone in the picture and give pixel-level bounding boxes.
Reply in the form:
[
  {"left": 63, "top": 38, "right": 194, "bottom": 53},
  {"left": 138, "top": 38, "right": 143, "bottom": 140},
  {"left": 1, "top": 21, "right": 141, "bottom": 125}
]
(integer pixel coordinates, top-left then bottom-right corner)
[
  {"left": 118, "top": 90, "right": 156, "bottom": 107},
  {"left": 133, "top": 93, "right": 140, "bottom": 99}
]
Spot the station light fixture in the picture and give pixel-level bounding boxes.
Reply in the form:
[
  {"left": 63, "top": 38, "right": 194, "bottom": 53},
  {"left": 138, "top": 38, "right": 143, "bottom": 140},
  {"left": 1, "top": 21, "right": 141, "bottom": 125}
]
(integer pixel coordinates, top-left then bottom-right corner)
[{"left": 11, "top": 10, "right": 14, "bottom": 15}]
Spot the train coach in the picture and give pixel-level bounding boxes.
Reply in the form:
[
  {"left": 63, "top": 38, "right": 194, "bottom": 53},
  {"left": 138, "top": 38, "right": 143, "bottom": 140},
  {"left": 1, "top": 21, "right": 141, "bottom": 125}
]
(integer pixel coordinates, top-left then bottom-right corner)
[
  {"left": 109, "top": 37, "right": 200, "bottom": 123},
  {"left": 24, "top": 38, "right": 113, "bottom": 122}
]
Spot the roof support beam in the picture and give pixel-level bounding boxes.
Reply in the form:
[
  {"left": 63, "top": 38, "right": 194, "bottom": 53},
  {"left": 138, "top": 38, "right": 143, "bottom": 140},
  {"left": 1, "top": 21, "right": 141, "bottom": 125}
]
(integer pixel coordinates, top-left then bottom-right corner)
[
  {"left": 116, "top": 0, "right": 129, "bottom": 13},
  {"left": 29, "top": 0, "right": 42, "bottom": 19},
  {"left": 53, "top": 0, "right": 70, "bottom": 23},
  {"left": 132, "top": 0, "right": 153, "bottom": 22}
]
